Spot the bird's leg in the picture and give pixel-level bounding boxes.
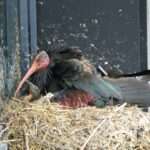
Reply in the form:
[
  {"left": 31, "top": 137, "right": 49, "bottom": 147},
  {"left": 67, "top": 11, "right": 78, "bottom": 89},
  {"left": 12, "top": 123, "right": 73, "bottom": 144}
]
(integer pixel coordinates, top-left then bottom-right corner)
[{"left": 23, "top": 80, "right": 41, "bottom": 102}]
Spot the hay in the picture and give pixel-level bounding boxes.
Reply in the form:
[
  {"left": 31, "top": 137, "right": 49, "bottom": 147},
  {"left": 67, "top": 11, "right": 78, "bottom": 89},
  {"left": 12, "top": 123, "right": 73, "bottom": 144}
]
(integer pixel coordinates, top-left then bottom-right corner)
[{"left": 0, "top": 97, "right": 150, "bottom": 150}]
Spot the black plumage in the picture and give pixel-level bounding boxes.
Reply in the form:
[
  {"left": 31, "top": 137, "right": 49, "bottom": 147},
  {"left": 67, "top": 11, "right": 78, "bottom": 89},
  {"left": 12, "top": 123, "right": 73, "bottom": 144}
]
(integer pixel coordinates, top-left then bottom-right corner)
[{"left": 15, "top": 47, "right": 150, "bottom": 107}]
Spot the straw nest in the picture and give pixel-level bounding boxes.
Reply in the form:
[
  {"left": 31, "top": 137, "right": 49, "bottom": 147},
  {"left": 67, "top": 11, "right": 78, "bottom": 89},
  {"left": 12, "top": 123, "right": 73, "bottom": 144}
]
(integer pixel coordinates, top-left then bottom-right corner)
[{"left": 0, "top": 96, "right": 150, "bottom": 150}]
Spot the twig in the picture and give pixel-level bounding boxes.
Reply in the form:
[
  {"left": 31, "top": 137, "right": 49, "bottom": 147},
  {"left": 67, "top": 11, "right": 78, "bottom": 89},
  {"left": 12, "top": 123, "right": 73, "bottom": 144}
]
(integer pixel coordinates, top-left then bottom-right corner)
[
  {"left": 24, "top": 129, "right": 30, "bottom": 150},
  {"left": 114, "top": 103, "right": 127, "bottom": 112},
  {"left": 80, "top": 103, "right": 127, "bottom": 150},
  {"left": 138, "top": 109, "right": 150, "bottom": 124},
  {"left": 0, "top": 126, "right": 9, "bottom": 138},
  {"left": 80, "top": 119, "right": 107, "bottom": 150},
  {"left": 0, "top": 123, "right": 7, "bottom": 125},
  {"left": 0, "top": 139, "right": 21, "bottom": 143},
  {"left": 12, "top": 97, "right": 32, "bottom": 106}
]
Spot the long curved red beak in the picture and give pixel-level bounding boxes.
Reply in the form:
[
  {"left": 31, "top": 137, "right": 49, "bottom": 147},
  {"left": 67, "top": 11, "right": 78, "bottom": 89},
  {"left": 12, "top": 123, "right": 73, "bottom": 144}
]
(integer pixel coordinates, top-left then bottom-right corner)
[
  {"left": 15, "top": 51, "right": 50, "bottom": 97},
  {"left": 15, "top": 64, "right": 37, "bottom": 97}
]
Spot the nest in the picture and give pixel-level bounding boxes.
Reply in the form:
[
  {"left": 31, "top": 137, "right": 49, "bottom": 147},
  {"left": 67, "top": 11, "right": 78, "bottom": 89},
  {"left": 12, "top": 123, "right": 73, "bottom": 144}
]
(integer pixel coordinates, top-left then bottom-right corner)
[{"left": 0, "top": 97, "right": 150, "bottom": 150}]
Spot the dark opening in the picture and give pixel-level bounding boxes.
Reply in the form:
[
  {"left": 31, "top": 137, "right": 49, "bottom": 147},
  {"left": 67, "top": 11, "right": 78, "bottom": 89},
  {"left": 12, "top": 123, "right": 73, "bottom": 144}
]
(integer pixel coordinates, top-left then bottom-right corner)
[{"left": 36, "top": 0, "right": 147, "bottom": 73}]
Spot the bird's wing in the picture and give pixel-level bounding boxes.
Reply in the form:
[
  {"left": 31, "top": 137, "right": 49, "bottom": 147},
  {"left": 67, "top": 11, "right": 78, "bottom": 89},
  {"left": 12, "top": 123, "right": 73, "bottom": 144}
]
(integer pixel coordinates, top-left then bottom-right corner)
[{"left": 52, "top": 59, "right": 122, "bottom": 100}]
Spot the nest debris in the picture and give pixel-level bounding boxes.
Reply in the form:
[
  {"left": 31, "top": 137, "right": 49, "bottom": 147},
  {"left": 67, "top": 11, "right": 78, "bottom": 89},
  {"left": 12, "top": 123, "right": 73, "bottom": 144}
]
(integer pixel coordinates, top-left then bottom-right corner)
[{"left": 0, "top": 97, "right": 150, "bottom": 150}]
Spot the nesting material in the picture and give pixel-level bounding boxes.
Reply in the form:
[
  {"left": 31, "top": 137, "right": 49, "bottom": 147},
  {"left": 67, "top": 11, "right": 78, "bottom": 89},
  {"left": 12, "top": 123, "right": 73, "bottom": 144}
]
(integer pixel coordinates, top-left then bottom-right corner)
[{"left": 0, "top": 97, "right": 150, "bottom": 150}]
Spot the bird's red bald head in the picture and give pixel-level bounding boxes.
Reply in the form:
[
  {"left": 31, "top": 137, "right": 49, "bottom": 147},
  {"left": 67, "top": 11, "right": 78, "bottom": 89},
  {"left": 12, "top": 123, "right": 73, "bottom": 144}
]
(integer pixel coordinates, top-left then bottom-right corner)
[
  {"left": 15, "top": 51, "right": 50, "bottom": 97},
  {"left": 31, "top": 51, "right": 50, "bottom": 70}
]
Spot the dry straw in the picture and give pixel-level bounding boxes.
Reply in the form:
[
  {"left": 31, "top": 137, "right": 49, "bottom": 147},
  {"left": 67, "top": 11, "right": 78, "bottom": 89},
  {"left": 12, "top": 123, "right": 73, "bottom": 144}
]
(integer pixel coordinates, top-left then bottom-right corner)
[{"left": 0, "top": 96, "right": 150, "bottom": 150}]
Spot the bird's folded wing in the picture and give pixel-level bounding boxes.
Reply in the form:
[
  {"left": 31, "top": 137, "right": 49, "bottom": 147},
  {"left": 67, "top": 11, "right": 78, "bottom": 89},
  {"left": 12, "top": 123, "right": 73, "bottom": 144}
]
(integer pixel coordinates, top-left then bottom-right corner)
[{"left": 52, "top": 59, "right": 122, "bottom": 100}]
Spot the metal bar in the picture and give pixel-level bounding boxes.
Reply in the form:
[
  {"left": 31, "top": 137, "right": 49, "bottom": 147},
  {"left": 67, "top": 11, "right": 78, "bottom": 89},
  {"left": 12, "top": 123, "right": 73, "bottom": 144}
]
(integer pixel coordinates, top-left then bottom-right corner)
[
  {"left": 5, "top": 0, "right": 19, "bottom": 96},
  {"left": 147, "top": 0, "right": 150, "bottom": 69},
  {"left": 18, "top": 0, "right": 30, "bottom": 75},
  {"left": 28, "top": 0, "right": 38, "bottom": 58},
  {"left": 0, "top": 0, "right": 5, "bottom": 99}
]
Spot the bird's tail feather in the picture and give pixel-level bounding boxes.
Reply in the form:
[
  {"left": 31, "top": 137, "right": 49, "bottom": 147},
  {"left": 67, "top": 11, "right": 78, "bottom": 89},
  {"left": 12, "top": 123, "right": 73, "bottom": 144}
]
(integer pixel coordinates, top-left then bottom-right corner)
[{"left": 107, "top": 77, "right": 150, "bottom": 106}]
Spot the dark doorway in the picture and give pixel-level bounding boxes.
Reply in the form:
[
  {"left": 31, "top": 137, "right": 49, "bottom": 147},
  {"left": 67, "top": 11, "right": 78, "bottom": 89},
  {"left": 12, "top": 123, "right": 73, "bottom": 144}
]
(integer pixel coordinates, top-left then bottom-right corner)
[{"left": 36, "top": 0, "right": 147, "bottom": 73}]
